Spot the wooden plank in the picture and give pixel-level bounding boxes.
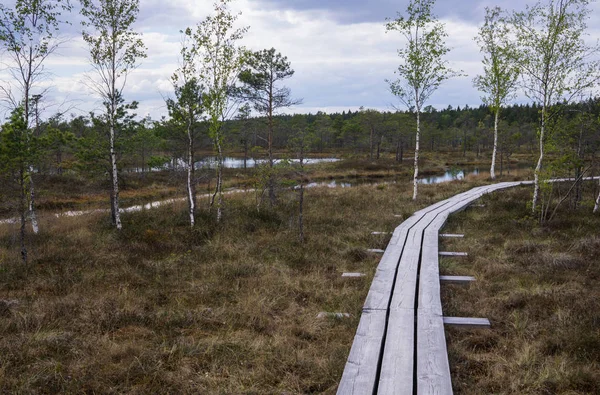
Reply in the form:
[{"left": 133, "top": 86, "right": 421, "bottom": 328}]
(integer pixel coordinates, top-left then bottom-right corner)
[
  {"left": 439, "top": 233, "right": 464, "bottom": 238},
  {"left": 364, "top": 245, "right": 403, "bottom": 310},
  {"left": 439, "top": 251, "right": 468, "bottom": 257},
  {"left": 388, "top": 242, "right": 421, "bottom": 310},
  {"left": 337, "top": 309, "right": 387, "bottom": 395},
  {"left": 366, "top": 248, "right": 385, "bottom": 253},
  {"left": 418, "top": 236, "right": 442, "bottom": 315},
  {"left": 378, "top": 308, "right": 415, "bottom": 395},
  {"left": 439, "top": 275, "right": 475, "bottom": 284},
  {"left": 443, "top": 316, "right": 491, "bottom": 328},
  {"left": 342, "top": 272, "right": 366, "bottom": 278},
  {"left": 417, "top": 311, "right": 453, "bottom": 395},
  {"left": 340, "top": 181, "right": 532, "bottom": 394},
  {"left": 317, "top": 312, "right": 350, "bottom": 319},
  {"left": 371, "top": 231, "right": 391, "bottom": 235}
]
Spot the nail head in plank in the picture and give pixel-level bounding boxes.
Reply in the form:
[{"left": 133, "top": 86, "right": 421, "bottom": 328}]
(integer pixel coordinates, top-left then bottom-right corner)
[
  {"left": 443, "top": 316, "right": 491, "bottom": 328},
  {"left": 440, "top": 275, "right": 475, "bottom": 284},
  {"left": 366, "top": 248, "right": 385, "bottom": 253},
  {"left": 342, "top": 272, "right": 366, "bottom": 278},
  {"left": 317, "top": 312, "right": 350, "bottom": 319},
  {"left": 439, "top": 233, "right": 464, "bottom": 238},
  {"left": 439, "top": 251, "right": 468, "bottom": 257}
]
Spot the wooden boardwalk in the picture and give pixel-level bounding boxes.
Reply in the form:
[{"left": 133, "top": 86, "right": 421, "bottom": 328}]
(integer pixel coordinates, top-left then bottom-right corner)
[{"left": 337, "top": 181, "right": 534, "bottom": 395}]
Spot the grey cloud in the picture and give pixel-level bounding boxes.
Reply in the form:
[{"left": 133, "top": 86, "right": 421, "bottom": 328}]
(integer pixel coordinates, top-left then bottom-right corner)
[{"left": 252, "top": 0, "right": 531, "bottom": 24}]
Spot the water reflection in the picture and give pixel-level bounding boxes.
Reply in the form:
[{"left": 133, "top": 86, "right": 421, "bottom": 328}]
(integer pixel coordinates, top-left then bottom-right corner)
[
  {"left": 418, "top": 168, "right": 481, "bottom": 184},
  {"left": 195, "top": 157, "right": 339, "bottom": 169},
  {"left": 129, "top": 157, "right": 340, "bottom": 172},
  {"left": 0, "top": 167, "right": 491, "bottom": 225}
]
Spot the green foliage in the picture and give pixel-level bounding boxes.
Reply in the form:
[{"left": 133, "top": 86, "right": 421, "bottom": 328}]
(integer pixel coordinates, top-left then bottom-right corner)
[
  {"left": 188, "top": 0, "right": 248, "bottom": 143},
  {"left": 237, "top": 47, "right": 300, "bottom": 115},
  {"left": 473, "top": 7, "right": 519, "bottom": 112},
  {"left": 80, "top": 0, "right": 146, "bottom": 85},
  {"left": 0, "top": 107, "right": 31, "bottom": 173},
  {"left": 0, "top": 0, "right": 72, "bottom": 124},
  {"left": 385, "top": 0, "right": 461, "bottom": 111},
  {"left": 511, "top": 0, "right": 600, "bottom": 110}
]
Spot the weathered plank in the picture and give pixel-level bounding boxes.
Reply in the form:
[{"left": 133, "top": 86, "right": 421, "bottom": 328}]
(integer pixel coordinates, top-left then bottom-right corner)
[
  {"left": 439, "top": 233, "right": 464, "bottom": 238},
  {"left": 371, "top": 231, "right": 391, "bottom": 235},
  {"left": 416, "top": 311, "right": 453, "bottom": 395},
  {"left": 439, "top": 251, "right": 468, "bottom": 257},
  {"left": 388, "top": 242, "right": 421, "bottom": 310},
  {"left": 443, "top": 316, "right": 491, "bottom": 328},
  {"left": 378, "top": 308, "right": 415, "bottom": 395},
  {"left": 366, "top": 248, "right": 385, "bottom": 253},
  {"left": 342, "top": 272, "right": 366, "bottom": 278},
  {"left": 418, "top": 236, "right": 442, "bottom": 315},
  {"left": 439, "top": 275, "right": 475, "bottom": 284},
  {"left": 364, "top": 245, "right": 403, "bottom": 310},
  {"left": 337, "top": 309, "right": 387, "bottom": 395}
]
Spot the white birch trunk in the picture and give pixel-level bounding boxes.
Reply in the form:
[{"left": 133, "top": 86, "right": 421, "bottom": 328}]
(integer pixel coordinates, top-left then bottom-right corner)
[
  {"left": 216, "top": 134, "right": 223, "bottom": 222},
  {"left": 28, "top": 165, "right": 39, "bottom": 234},
  {"left": 490, "top": 110, "right": 499, "bottom": 180},
  {"left": 594, "top": 178, "right": 600, "bottom": 213},
  {"left": 110, "top": 121, "right": 122, "bottom": 230},
  {"left": 412, "top": 109, "right": 420, "bottom": 201},
  {"left": 187, "top": 122, "right": 195, "bottom": 227},
  {"left": 532, "top": 109, "right": 545, "bottom": 213}
]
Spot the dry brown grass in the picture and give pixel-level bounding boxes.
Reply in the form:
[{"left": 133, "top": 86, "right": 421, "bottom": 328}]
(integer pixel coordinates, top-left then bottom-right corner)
[
  {"left": 1, "top": 175, "right": 489, "bottom": 393},
  {"left": 5, "top": 157, "right": 592, "bottom": 393},
  {"left": 440, "top": 185, "right": 600, "bottom": 395}
]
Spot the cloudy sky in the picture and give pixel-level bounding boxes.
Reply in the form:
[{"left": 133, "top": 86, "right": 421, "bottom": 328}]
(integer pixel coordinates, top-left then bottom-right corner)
[{"left": 1, "top": 0, "right": 599, "bottom": 121}]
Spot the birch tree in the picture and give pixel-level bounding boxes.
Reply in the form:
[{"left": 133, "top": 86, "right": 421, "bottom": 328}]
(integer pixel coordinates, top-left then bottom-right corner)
[
  {"left": 473, "top": 7, "right": 519, "bottom": 180},
  {"left": 511, "top": 0, "right": 600, "bottom": 212},
  {"left": 0, "top": 0, "right": 72, "bottom": 235},
  {"left": 167, "top": 31, "right": 204, "bottom": 228},
  {"left": 80, "top": 0, "right": 146, "bottom": 230},
  {"left": 189, "top": 0, "right": 247, "bottom": 221},
  {"left": 386, "top": 0, "right": 460, "bottom": 200},
  {"left": 237, "top": 47, "right": 300, "bottom": 206}
]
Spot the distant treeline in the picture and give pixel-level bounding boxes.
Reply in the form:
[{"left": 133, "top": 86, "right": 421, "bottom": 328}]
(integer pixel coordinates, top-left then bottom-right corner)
[{"left": 23, "top": 96, "right": 600, "bottom": 177}]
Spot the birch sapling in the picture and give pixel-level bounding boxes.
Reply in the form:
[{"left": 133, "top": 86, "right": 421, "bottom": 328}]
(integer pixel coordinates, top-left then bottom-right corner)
[
  {"left": 0, "top": 0, "right": 73, "bottom": 234},
  {"left": 511, "top": 0, "right": 600, "bottom": 212},
  {"left": 167, "top": 31, "right": 204, "bottom": 228},
  {"left": 473, "top": 7, "right": 519, "bottom": 180},
  {"left": 385, "top": 0, "right": 461, "bottom": 200},
  {"left": 190, "top": 0, "right": 247, "bottom": 222},
  {"left": 80, "top": 0, "right": 147, "bottom": 230}
]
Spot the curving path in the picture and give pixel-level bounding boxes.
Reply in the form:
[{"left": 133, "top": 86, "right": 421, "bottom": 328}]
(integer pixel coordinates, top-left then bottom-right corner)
[{"left": 337, "top": 180, "right": 536, "bottom": 395}]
